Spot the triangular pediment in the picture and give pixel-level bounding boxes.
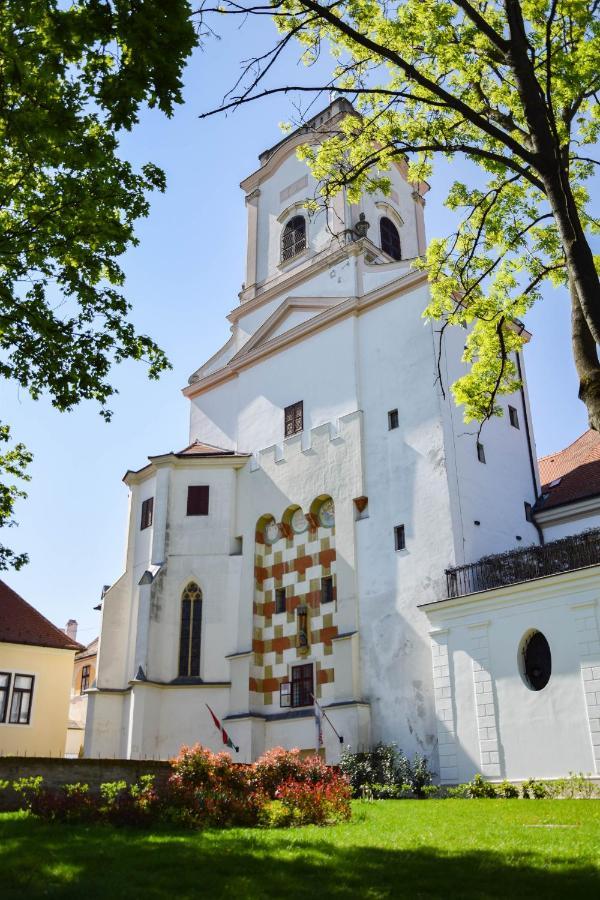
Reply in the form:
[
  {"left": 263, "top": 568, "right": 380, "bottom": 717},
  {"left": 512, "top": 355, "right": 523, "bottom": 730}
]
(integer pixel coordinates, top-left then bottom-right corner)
[{"left": 230, "top": 296, "right": 348, "bottom": 361}]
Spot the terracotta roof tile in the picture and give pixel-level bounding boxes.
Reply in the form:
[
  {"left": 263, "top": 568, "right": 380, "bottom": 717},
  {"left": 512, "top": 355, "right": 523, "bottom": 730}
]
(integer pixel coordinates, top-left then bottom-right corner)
[
  {"left": 537, "top": 430, "right": 600, "bottom": 510},
  {"left": 0, "top": 580, "right": 83, "bottom": 650},
  {"left": 176, "top": 441, "right": 237, "bottom": 456}
]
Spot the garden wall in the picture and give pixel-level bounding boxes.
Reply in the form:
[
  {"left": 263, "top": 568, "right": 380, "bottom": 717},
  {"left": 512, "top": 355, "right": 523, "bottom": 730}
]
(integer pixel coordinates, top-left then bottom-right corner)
[{"left": 0, "top": 757, "right": 171, "bottom": 811}]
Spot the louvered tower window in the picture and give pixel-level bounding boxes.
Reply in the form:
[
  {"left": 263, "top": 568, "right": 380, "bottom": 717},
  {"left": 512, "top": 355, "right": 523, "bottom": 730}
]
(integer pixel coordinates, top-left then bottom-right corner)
[{"left": 282, "top": 216, "right": 306, "bottom": 261}]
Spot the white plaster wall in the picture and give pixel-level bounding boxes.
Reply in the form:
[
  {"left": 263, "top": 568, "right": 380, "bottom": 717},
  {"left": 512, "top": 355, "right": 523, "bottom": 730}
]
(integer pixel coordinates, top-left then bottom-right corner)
[
  {"left": 541, "top": 511, "right": 600, "bottom": 542},
  {"left": 426, "top": 568, "right": 600, "bottom": 781},
  {"left": 355, "top": 282, "right": 456, "bottom": 760},
  {"left": 442, "top": 325, "right": 540, "bottom": 562}
]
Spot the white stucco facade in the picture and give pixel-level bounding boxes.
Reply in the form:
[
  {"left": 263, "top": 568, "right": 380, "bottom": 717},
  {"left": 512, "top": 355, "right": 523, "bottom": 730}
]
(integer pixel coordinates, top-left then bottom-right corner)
[{"left": 86, "top": 99, "right": 599, "bottom": 780}]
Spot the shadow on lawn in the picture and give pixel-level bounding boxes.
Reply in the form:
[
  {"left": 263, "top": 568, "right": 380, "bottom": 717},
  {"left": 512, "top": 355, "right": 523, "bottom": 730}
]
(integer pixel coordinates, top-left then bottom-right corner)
[{"left": 0, "top": 816, "right": 598, "bottom": 900}]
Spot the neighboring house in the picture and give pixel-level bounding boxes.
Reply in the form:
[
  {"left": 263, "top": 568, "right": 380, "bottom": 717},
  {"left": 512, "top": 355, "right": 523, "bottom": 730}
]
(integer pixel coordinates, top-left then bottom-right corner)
[
  {"left": 85, "top": 97, "right": 600, "bottom": 782},
  {"left": 0, "top": 581, "right": 82, "bottom": 756},
  {"left": 66, "top": 631, "right": 98, "bottom": 758}
]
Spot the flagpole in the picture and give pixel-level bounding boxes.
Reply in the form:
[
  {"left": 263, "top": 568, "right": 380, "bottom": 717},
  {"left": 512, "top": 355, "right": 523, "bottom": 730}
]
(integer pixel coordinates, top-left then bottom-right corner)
[{"left": 311, "top": 694, "right": 344, "bottom": 744}]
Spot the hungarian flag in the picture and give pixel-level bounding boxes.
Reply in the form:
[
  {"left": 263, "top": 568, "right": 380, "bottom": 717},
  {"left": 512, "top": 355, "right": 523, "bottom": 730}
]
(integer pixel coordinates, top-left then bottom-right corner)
[{"left": 206, "top": 704, "right": 239, "bottom": 753}]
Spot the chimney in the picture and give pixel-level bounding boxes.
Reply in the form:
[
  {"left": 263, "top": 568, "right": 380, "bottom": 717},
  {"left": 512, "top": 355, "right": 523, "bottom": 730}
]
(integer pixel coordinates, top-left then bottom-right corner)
[{"left": 65, "top": 619, "right": 78, "bottom": 641}]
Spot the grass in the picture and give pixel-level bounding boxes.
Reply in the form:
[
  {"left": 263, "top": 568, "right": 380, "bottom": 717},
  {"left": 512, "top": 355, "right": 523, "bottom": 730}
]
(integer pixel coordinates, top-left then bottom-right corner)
[{"left": 1, "top": 800, "right": 600, "bottom": 899}]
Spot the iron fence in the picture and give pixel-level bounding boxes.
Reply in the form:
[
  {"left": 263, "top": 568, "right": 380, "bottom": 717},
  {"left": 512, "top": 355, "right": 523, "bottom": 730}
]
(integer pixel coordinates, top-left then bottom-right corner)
[{"left": 445, "top": 528, "right": 600, "bottom": 598}]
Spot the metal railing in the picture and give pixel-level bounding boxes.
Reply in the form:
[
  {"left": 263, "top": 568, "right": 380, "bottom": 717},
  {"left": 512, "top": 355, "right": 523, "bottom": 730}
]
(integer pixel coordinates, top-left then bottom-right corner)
[{"left": 445, "top": 528, "right": 600, "bottom": 599}]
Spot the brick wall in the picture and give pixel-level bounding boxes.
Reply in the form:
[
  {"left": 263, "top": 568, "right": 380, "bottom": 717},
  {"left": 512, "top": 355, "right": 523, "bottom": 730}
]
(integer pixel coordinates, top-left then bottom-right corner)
[{"left": 0, "top": 757, "right": 171, "bottom": 811}]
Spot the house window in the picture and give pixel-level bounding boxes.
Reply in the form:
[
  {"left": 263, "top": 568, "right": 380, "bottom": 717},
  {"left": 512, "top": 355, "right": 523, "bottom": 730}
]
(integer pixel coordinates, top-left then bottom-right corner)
[
  {"left": 321, "top": 575, "right": 334, "bottom": 604},
  {"left": 275, "top": 588, "right": 287, "bottom": 614},
  {"left": 380, "top": 217, "right": 401, "bottom": 260},
  {"left": 284, "top": 401, "right": 303, "bottom": 437},
  {"left": 281, "top": 215, "right": 306, "bottom": 262},
  {"left": 0, "top": 673, "right": 11, "bottom": 723},
  {"left": 80, "top": 665, "right": 91, "bottom": 694},
  {"left": 388, "top": 409, "right": 399, "bottom": 430},
  {"left": 290, "top": 663, "right": 314, "bottom": 708},
  {"left": 178, "top": 582, "right": 202, "bottom": 677},
  {"left": 140, "top": 497, "right": 154, "bottom": 530},
  {"left": 187, "top": 485, "right": 209, "bottom": 516},
  {"left": 9, "top": 674, "right": 34, "bottom": 725},
  {"left": 394, "top": 525, "right": 406, "bottom": 551},
  {"left": 477, "top": 442, "right": 486, "bottom": 464},
  {"left": 509, "top": 405, "right": 520, "bottom": 429},
  {"left": 524, "top": 501, "right": 533, "bottom": 522}
]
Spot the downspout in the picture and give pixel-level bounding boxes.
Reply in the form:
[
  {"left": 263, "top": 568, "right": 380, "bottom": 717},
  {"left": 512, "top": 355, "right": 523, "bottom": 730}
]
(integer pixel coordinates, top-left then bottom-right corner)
[{"left": 516, "top": 350, "right": 544, "bottom": 546}]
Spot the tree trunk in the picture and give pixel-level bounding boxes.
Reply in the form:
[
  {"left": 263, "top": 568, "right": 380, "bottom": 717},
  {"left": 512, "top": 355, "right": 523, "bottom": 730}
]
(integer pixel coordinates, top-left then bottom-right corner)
[{"left": 570, "top": 279, "right": 600, "bottom": 431}]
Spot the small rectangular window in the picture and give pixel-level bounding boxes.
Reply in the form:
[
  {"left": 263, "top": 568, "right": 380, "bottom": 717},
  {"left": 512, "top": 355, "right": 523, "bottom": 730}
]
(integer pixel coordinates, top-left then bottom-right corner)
[
  {"left": 140, "top": 497, "right": 154, "bottom": 530},
  {"left": 321, "top": 575, "right": 334, "bottom": 604},
  {"left": 80, "top": 665, "right": 91, "bottom": 694},
  {"left": 477, "top": 442, "right": 486, "bottom": 464},
  {"left": 388, "top": 409, "right": 399, "bottom": 430},
  {"left": 394, "top": 524, "right": 406, "bottom": 551},
  {"left": 187, "top": 485, "right": 209, "bottom": 516},
  {"left": 524, "top": 501, "right": 533, "bottom": 522},
  {"left": 509, "top": 405, "right": 520, "bottom": 429},
  {"left": 280, "top": 681, "right": 291, "bottom": 708},
  {"left": 275, "top": 588, "right": 287, "bottom": 614},
  {"left": 284, "top": 401, "right": 303, "bottom": 437},
  {"left": 9, "top": 674, "right": 34, "bottom": 725},
  {"left": 0, "top": 672, "right": 11, "bottom": 723}
]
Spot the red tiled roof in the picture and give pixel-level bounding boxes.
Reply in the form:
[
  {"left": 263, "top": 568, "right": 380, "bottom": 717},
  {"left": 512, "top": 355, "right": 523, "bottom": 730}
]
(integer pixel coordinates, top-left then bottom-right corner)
[
  {"left": 0, "top": 580, "right": 83, "bottom": 650},
  {"left": 537, "top": 430, "right": 600, "bottom": 510},
  {"left": 176, "top": 441, "right": 237, "bottom": 456}
]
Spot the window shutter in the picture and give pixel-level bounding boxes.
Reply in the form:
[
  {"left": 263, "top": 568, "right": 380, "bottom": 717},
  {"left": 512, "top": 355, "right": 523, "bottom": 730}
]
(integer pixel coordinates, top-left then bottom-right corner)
[{"left": 187, "top": 485, "right": 209, "bottom": 516}]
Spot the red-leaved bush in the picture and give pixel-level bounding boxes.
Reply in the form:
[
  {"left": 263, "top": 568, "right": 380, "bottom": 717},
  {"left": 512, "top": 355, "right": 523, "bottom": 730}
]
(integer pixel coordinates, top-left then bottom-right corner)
[{"left": 9, "top": 746, "right": 351, "bottom": 829}]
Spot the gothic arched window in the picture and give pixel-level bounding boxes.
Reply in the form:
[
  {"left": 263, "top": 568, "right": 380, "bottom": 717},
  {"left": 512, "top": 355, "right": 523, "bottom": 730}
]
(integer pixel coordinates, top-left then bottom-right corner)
[
  {"left": 282, "top": 215, "right": 306, "bottom": 261},
  {"left": 380, "top": 217, "right": 401, "bottom": 260},
  {"left": 178, "top": 582, "right": 202, "bottom": 677}
]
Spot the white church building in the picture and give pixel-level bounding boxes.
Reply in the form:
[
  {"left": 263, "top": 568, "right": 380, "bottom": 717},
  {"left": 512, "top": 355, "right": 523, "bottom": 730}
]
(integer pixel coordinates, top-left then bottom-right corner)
[{"left": 85, "top": 98, "right": 600, "bottom": 783}]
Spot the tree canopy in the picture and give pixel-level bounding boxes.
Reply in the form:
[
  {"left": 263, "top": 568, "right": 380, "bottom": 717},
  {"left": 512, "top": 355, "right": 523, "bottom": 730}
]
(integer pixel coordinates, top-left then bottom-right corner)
[
  {"left": 199, "top": 0, "right": 600, "bottom": 431},
  {"left": 0, "top": 0, "right": 197, "bottom": 569}
]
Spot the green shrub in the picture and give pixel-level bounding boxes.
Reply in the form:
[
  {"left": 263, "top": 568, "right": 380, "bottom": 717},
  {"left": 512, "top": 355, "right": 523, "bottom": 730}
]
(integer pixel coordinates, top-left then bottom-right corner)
[
  {"left": 421, "top": 784, "right": 440, "bottom": 799},
  {"left": 445, "top": 784, "right": 469, "bottom": 798},
  {"left": 12, "top": 776, "right": 44, "bottom": 809},
  {"left": 496, "top": 780, "right": 519, "bottom": 799},
  {"left": 466, "top": 775, "right": 497, "bottom": 798},
  {"left": 521, "top": 778, "right": 548, "bottom": 799},
  {"left": 339, "top": 743, "right": 435, "bottom": 798}
]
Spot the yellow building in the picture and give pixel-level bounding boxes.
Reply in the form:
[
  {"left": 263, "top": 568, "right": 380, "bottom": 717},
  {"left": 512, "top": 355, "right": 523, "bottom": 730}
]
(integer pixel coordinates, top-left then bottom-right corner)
[{"left": 0, "top": 580, "right": 82, "bottom": 757}]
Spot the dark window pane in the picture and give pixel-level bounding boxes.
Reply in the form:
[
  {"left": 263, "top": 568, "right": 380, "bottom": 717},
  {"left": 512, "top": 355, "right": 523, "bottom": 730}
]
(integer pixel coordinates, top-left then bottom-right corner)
[
  {"left": 275, "top": 588, "right": 287, "bottom": 614},
  {"left": 80, "top": 665, "right": 90, "bottom": 694},
  {"left": 388, "top": 409, "right": 399, "bottom": 430},
  {"left": 140, "top": 497, "right": 154, "bottom": 530},
  {"left": 178, "top": 597, "right": 192, "bottom": 676},
  {"left": 380, "top": 217, "right": 401, "bottom": 260},
  {"left": 0, "top": 673, "right": 10, "bottom": 723},
  {"left": 395, "top": 525, "right": 406, "bottom": 551},
  {"left": 523, "top": 631, "right": 551, "bottom": 691},
  {"left": 9, "top": 675, "right": 34, "bottom": 725},
  {"left": 321, "top": 576, "right": 334, "bottom": 604},
  {"left": 187, "top": 485, "right": 209, "bottom": 516},
  {"left": 509, "top": 405, "right": 519, "bottom": 428},
  {"left": 291, "top": 663, "right": 313, "bottom": 707},
  {"left": 477, "top": 442, "right": 486, "bottom": 464},
  {"left": 190, "top": 598, "right": 202, "bottom": 677}
]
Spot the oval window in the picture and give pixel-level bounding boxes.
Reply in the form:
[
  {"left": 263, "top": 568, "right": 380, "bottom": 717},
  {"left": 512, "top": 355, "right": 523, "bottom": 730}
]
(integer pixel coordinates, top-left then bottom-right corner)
[{"left": 519, "top": 630, "right": 551, "bottom": 691}]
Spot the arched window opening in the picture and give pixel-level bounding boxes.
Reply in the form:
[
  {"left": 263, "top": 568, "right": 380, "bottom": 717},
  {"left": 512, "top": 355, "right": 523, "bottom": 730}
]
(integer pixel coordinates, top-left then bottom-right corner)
[
  {"left": 380, "top": 217, "right": 401, "bottom": 260},
  {"left": 282, "top": 215, "right": 306, "bottom": 262},
  {"left": 179, "top": 582, "right": 202, "bottom": 677}
]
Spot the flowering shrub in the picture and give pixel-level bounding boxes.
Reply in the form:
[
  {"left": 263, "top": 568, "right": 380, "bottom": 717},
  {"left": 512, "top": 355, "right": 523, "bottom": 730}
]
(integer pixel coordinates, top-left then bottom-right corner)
[
  {"left": 167, "top": 744, "right": 265, "bottom": 828},
  {"left": 253, "top": 747, "right": 338, "bottom": 797}
]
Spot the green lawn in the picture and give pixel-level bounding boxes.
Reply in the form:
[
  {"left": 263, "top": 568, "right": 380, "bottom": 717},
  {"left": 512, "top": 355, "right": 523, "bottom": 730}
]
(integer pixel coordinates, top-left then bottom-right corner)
[{"left": 1, "top": 801, "right": 599, "bottom": 899}]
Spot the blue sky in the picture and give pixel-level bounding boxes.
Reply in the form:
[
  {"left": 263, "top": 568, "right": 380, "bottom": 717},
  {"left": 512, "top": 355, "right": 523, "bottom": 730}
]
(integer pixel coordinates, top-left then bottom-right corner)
[{"left": 1, "top": 17, "right": 591, "bottom": 641}]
